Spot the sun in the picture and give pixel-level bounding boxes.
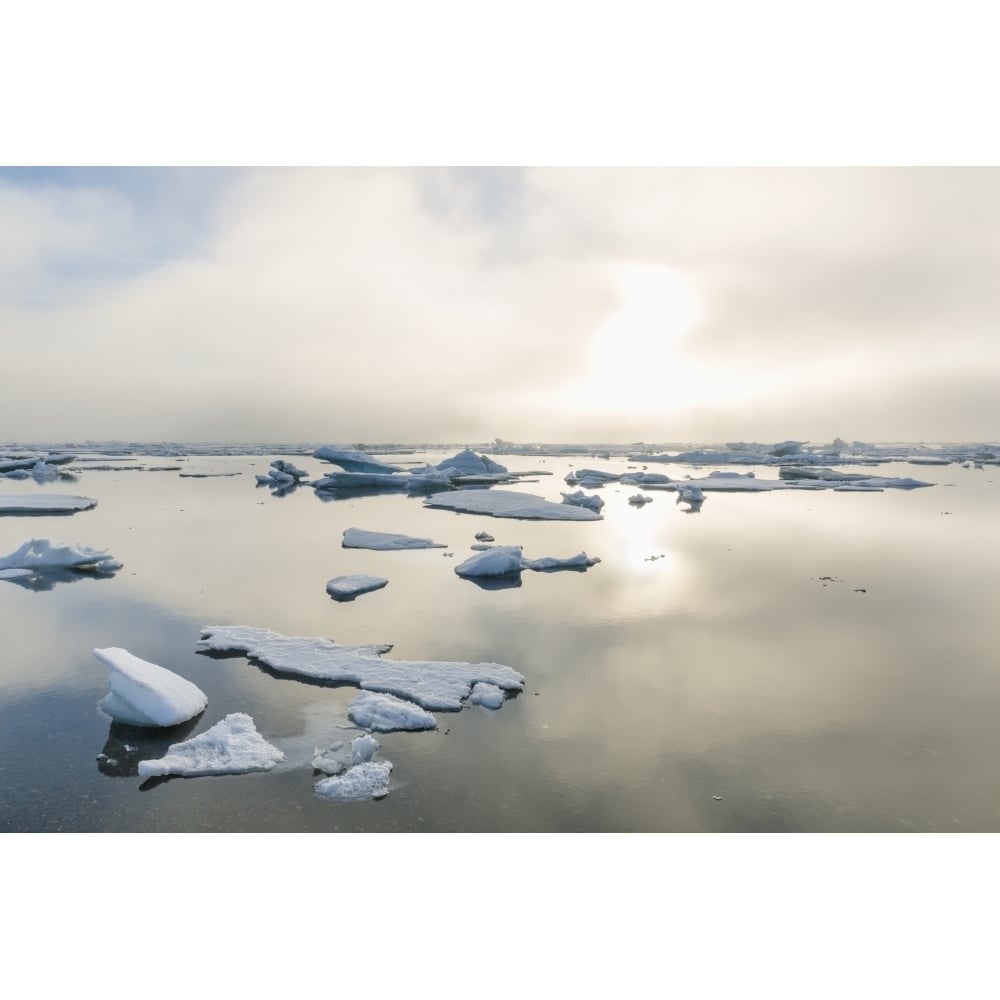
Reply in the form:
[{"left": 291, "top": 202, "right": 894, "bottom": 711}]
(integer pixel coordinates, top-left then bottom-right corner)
[{"left": 565, "top": 261, "right": 704, "bottom": 416}]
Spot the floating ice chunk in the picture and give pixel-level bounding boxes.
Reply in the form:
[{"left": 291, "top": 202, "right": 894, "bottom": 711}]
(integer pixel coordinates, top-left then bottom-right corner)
[
  {"left": 424, "top": 489, "right": 602, "bottom": 521},
  {"left": 0, "top": 539, "right": 121, "bottom": 575},
  {"left": 315, "top": 760, "right": 393, "bottom": 800},
  {"left": 352, "top": 733, "right": 381, "bottom": 763},
  {"left": 136, "top": 713, "right": 284, "bottom": 777},
  {"left": 628, "top": 494, "right": 653, "bottom": 505},
  {"left": 326, "top": 574, "right": 389, "bottom": 600},
  {"left": 94, "top": 647, "right": 208, "bottom": 727},
  {"left": 474, "top": 531, "right": 495, "bottom": 542},
  {"left": 521, "top": 552, "right": 600, "bottom": 571},
  {"left": 676, "top": 485, "right": 705, "bottom": 508},
  {"left": 313, "top": 471, "right": 410, "bottom": 491},
  {"left": 313, "top": 446, "right": 403, "bottom": 474},
  {"left": 455, "top": 545, "right": 524, "bottom": 578},
  {"left": 435, "top": 449, "right": 508, "bottom": 475},
  {"left": 561, "top": 490, "right": 605, "bottom": 512},
  {"left": 0, "top": 568, "right": 33, "bottom": 580},
  {"left": 342, "top": 527, "right": 446, "bottom": 550},
  {"left": 270, "top": 459, "right": 308, "bottom": 479},
  {"left": 0, "top": 494, "right": 97, "bottom": 515},
  {"left": 564, "top": 468, "right": 620, "bottom": 484},
  {"left": 198, "top": 625, "right": 525, "bottom": 711},
  {"left": 468, "top": 682, "right": 505, "bottom": 709},
  {"left": 349, "top": 691, "right": 437, "bottom": 731}
]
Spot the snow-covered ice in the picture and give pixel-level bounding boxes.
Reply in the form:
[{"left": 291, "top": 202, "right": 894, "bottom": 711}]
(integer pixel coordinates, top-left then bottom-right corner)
[
  {"left": 352, "top": 733, "right": 381, "bottom": 763},
  {"left": 136, "top": 713, "right": 284, "bottom": 777},
  {"left": 0, "top": 494, "right": 97, "bottom": 515},
  {"left": 468, "top": 682, "right": 505, "bottom": 709},
  {"left": 455, "top": 545, "right": 600, "bottom": 577},
  {"left": 94, "top": 647, "right": 208, "bottom": 727},
  {"left": 342, "top": 527, "right": 446, "bottom": 550},
  {"left": 314, "top": 760, "right": 393, "bottom": 800},
  {"left": 326, "top": 574, "right": 389, "bottom": 600},
  {"left": 197, "top": 625, "right": 525, "bottom": 711},
  {"left": 521, "top": 552, "right": 601, "bottom": 571},
  {"left": 348, "top": 690, "right": 437, "bottom": 731},
  {"left": 0, "top": 539, "right": 122, "bottom": 576},
  {"left": 424, "top": 489, "right": 603, "bottom": 521},
  {"left": 313, "top": 446, "right": 403, "bottom": 474},
  {"left": 434, "top": 449, "right": 508, "bottom": 476},
  {"left": 561, "top": 489, "right": 605, "bottom": 512}
]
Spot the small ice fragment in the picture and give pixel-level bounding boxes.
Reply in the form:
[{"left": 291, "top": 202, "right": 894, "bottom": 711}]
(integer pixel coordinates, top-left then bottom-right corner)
[
  {"left": 314, "top": 760, "right": 393, "bottom": 801},
  {"left": 351, "top": 733, "right": 381, "bottom": 763},
  {"left": 136, "top": 713, "right": 283, "bottom": 777},
  {"left": 348, "top": 691, "right": 437, "bottom": 732},
  {"left": 326, "top": 574, "right": 389, "bottom": 600},
  {"left": 468, "top": 682, "right": 505, "bottom": 709},
  {"left": 474, "top": 531, "right": 495, "bottom": 542}
]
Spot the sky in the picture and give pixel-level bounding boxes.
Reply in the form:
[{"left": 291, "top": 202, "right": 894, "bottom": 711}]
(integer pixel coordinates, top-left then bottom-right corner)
[{"left": 2, "top": 165, "right": 999, "bottom": 445}]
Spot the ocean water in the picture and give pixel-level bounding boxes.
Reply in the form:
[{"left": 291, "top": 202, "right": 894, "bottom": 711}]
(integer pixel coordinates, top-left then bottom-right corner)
[{"left": 1, "top": 449, "right": 998, "bottom": 832}]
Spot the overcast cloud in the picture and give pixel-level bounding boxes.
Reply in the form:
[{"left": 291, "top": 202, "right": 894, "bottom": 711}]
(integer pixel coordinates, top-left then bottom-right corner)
[{"left": 2, "top": 166, "right": 998, "bottom": 445}]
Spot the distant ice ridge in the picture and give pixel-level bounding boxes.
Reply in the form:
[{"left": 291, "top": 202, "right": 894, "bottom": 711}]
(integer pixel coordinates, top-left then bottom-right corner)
[
  {"left": 424, "top": 489, "right": 603, "bottom": 521},
  {"left": 0, "top": 494, "right": 97, "bottom": 515},
  {"left": 342, "top": 527, "right": 446, "bottom": 550},
  {"left": 198, "top": 625, "right": 525, "bottom": 711},
  {"left": 0, "top": 539, "right": 122, "bottom": 579},
  {"left": 454, "top": 545, "right": 600, "bottom": 578},
  {"left": 326, "top": 574, "right": 389, "bottom": 600},
  {"left": 94, "top": 647, "right": 208, "bottom": 727},
  {"left": 136, "top": 713, "right": 284, "bottom": 777}
]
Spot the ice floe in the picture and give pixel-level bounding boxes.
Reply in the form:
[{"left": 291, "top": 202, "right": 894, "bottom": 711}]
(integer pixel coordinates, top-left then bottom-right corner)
[
  {"left": 342, "top": 527, "right": 446, "bottom": 550},
  {"left": 197, "top": 625, "right": 525, "bottom": 711},
  {"left": 434, "top": 448, "right": 508, "bottom": 476},
  {"left": 314, "top": 759, "right": 393, "bottom": 800},
  {"left": 313, "top": 446, "right": 403, "bottom": 474},
  {"left": 349, "top": 690, "right": 438, "bottom": 731},
  {"left": 326, "top": 574, "right": 389, "bottom": 600},
  {"left": 0, "top": 494, "right": 97, "bottom": 515},
  {"left": 0, "top": 539, "right": 122, "bottom": 578},
  {"left": 136, "top": 712, "right": 284, "bottom": 777},
  {"left": 468, "top": 682, "right": 505, "bottom": 709},
  {"left": 424, "top": 489, "right": 603, "bottom": 521},
  {"left": 454, "top": 545, "right": 600, "bottom": 578},
  {"left": 94, "top": 647, "right": 208, "bottom": 727},
  {"left": 561, "top": 489, "right": 605, "bottom": 512},
  {"left": 628, "top": 494, "right": 653, "bottom": 505}
]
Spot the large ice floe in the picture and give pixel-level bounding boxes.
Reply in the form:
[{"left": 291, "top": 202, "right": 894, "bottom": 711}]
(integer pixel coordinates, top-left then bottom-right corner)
[
  {"left": 94, "top": 647, "right": 208, "bottom": 727},
  {"left": 0, "top": 494, "right": 97, "bottom": 515},
  {"left": 454, "top": 545, "right": 600, "bottom": 578},
  {"left": 326, "top": 574, "right": 389, "bottom": 601},
  {"left": 424, "top": 488, "right": 603, "bottom": 521},
  {"left": 0, "top": 539, "right": 122, "bottom": 581},
  {"left": 136, "top": 713, "right": 284, "bottom": 778},
  {"left": 197, "top": 625, "right": 524, "bottom": 711},
  {"left": 342, "top": 527, "right": 446, "bottom": 550}
]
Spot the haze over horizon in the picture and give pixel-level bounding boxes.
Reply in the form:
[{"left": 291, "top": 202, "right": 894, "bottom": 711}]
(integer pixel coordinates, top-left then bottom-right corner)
[{"left": 3, "top": 167, "right": 999, "bottom": 446}]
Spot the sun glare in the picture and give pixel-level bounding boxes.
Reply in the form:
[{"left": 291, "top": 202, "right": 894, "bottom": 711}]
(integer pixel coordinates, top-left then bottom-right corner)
[{"left": 568, "top": 262, "right": 704, "bottom": 415}]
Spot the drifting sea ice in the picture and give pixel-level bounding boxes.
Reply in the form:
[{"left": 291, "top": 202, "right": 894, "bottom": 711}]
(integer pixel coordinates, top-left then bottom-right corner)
[
  {"left": 314, "top": 760, "right": 393, "bottom": 801},
  {"left": 454, "top": 546, "right": 600, "bottom": 578},
  {"left": 424, "top": 488, "right": 603, "bottom": 521},
  {"left": 94, "top": 647, "right": 208, "bottom": 727},
  {"left": 561, "top": 489, "right": 605, "bottom": 512},
  {"left": 468, "top": 682, "right": 505, "bottom": 709},
  {"left": 349, "top": 691, "right": 437, "bottom": 731},
  {"left": 136, "top": 713, "right": 284, "bottom": 778},
  {"left": 313, "top": 446, "right": 403, "bottom": 474},
  {"left": 197, "top": 626, "right": 525, "bottom": 711},
  {"left": 326, "top": 574, "right": 389, "bottom": 600},
  {"left": 0, "top": 539, "right": 122, "bottom": 578},
  {"left": 0, "top": 494, "right": 97, "bottom": 515},
  {"left": 342, "top": 527, "right": 447, "bottom": 550}
]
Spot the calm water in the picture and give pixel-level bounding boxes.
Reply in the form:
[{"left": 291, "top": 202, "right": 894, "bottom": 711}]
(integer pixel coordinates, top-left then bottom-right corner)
[{"left": 1, "top": 450, "right": 998, "bottom": 832}]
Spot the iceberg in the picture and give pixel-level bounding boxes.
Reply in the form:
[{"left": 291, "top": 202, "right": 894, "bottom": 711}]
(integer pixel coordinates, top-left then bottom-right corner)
[
  {"left": 136, "top": 712, "right": 284, "bottom": 777},
  {"left": 342, "top": 527, "right": 446, "bottom": 550},
  {"left": 315, "top": 760, "right": 393, "bottom": 800},
  {"left": 94, "top": 647, "right": 208, "bottom": 727},
  {"left": 348, "top": 691, "right": 437, "bottom": 731},
  {"left": 424, "top": 489, "right": 603, "bottom": 521},
  {"left": 326, "top": 574, "right": 389, "bottom": 600},
  {"left": 0, "top": 494, "right": 97, "bottom": 515},
  {"left": 313, "top": 446, "right": 403, "bottom": 474},
  {"left": 561, "top": 490, "right": 605, "bottom": 512},
  {"left": 198, "top": 625, "right": 525, "bottom": 711},
  {"left": 0, "top": 539, "right": 122, "bottom": 576}
]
